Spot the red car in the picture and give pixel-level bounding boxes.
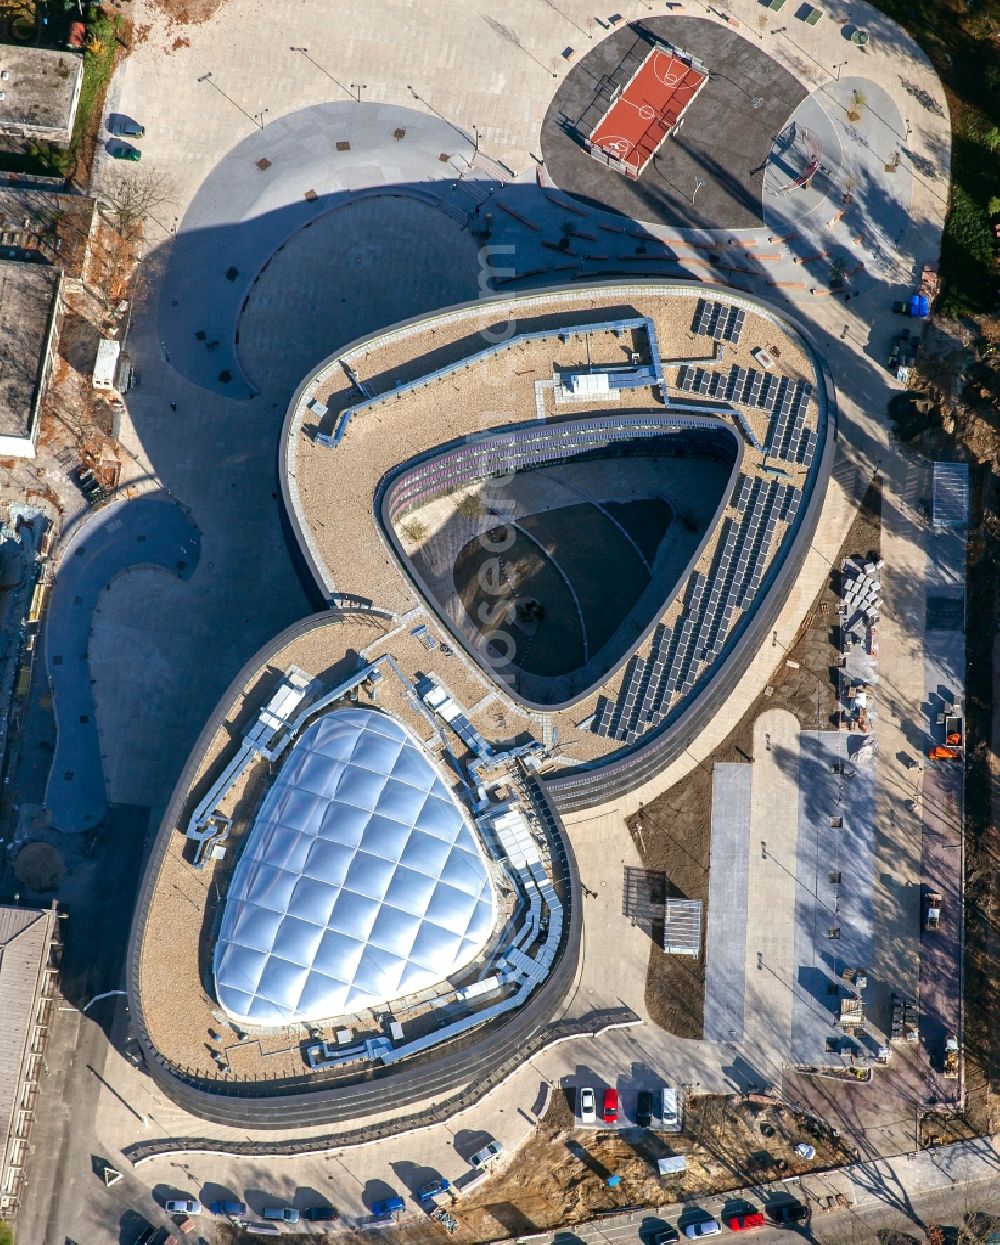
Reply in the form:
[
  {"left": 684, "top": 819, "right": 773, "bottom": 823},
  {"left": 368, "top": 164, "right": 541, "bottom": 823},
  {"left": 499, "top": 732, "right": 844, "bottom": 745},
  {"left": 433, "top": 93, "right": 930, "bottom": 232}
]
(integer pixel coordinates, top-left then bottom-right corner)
[
  {"left": 601, "top": 1088, "right": 619, "bottom": 1123},
  {"left": 725, "top": 1213, "right": 765, "bottom": 1232}
]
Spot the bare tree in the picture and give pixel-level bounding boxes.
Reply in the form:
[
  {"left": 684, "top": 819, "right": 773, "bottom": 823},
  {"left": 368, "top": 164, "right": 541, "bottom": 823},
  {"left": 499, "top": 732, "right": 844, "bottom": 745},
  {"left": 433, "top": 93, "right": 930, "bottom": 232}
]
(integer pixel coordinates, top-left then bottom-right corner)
[{"left": 97, "top": 166, "right": 176, "bottom": 240}]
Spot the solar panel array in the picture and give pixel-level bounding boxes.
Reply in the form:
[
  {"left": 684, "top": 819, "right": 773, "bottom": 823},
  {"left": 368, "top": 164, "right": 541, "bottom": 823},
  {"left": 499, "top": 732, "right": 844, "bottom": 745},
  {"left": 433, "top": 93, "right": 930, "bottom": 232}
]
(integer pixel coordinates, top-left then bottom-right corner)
[
  {"left": 692, "top": 298, "right": 746, "bottom": 345},
  {"left": 765, "top": 381, "right": 816, "bottom": 465},
  {"left": 594, "top": 474, "right": 800, "bottom": 743},
  {"left": 674, "top": 365, "right": 815, "bottom": 466}
]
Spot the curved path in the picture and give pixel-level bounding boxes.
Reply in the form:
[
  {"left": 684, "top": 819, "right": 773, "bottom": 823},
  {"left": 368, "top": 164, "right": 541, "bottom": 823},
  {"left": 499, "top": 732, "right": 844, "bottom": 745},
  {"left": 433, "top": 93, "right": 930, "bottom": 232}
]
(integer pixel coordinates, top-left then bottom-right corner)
[{"left": 44, "top": 496, "right": 201, "bottom": 834}]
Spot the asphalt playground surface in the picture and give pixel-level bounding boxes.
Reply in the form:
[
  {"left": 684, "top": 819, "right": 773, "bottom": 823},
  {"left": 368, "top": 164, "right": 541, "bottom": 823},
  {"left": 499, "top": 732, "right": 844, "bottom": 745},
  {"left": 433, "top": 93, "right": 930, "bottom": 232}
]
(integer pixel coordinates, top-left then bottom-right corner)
[{"left": 541, "top": 17, "right": 806, "bottom": 229}]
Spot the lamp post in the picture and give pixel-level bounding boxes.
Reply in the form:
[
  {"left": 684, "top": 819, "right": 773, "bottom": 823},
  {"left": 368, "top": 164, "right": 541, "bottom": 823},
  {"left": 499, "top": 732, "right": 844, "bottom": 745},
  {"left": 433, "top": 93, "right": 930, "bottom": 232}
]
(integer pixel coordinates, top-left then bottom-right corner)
[
  {"left": 350, "top": 82, "right": 367, "bottom": 104},
  {"left": 289, "top": 46, "right": 355, "bottom": 101},
  {"left": 833, "top": 60, "right": 848, "bottom": 81}
]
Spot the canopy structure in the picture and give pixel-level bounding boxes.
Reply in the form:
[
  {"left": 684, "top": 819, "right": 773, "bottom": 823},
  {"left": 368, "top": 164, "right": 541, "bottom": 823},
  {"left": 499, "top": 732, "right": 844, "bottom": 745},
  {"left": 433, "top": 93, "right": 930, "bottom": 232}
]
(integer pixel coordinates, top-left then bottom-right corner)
[{"left": 213, "top": 707, "right": 496, "bottom": 1026}]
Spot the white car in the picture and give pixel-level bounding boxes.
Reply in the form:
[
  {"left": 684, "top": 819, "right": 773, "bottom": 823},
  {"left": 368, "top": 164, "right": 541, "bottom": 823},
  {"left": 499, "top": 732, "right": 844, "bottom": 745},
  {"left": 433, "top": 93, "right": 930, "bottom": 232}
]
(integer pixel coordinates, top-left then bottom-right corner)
[
  {"left": 165, "top": 1197, "right": 202, "bottom": 1215},
  {"left": 470, "top": 1140, "right": 505, "bottom": 1167},
  {"left": 684, "top": 1220, "right": 721, "bottom": 1239},
  {"left": 578, "top": 1086, "right": 597, "bottom": 1123}
]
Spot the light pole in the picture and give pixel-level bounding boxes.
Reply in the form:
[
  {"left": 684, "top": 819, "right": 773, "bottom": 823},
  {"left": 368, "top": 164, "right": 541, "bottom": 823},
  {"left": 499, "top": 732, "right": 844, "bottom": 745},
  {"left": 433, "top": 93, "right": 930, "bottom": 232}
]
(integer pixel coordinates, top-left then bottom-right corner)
[
  {"left": 289, "top": 46, "right": 355, "bottom": 101},
  {"left": 350, "top": 82, "right": 367, "bottom": 104},
  {"left": 833, "top": 60, "right": 848, "bottom": 81},
  {"left": 692, "top": 176, "right": 705, "bottom": 204},
  {"left": 197, "top": 70, "right": 263, "bottom": 129}
]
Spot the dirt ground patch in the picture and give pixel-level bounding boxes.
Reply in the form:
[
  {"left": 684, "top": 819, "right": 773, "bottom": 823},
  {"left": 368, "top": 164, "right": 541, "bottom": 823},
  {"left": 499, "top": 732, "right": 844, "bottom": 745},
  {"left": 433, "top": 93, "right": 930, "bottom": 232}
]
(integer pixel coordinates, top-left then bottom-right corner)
[
  {"left": 147, "top": 0, "right": 227, "bottom": 22},
  {"left": 630, "top": 481, "right": 881, "bottom": 1039},
  {"left": 445, "top": 1093, "right": 852, "bottom": 1242}
]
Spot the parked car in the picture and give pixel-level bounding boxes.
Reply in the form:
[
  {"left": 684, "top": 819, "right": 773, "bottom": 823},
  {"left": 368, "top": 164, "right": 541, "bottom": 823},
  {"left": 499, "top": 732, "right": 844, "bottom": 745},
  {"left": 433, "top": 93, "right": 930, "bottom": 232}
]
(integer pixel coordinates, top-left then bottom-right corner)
[
  {"left": 661, "top": 1086, "right": 683, "bottom": 1132},
  {"left": 165, "top": 1197, "right": 202, "bottom": 1215},
  {"left": 684, "top": 1220, "right": 722, "bottom": 1239},
  {"left": 578, "top": 1086, "right": 597, "bottom": 1123},
  {"left": 371, "top": 1195, "right": 405, "bottom": 1218},
  {"left": 650, "top": 1227, "right": 680, "bottom": 1244},
  {"left": 766, "top": 1202, "right": 809, "bottom": 1226},
  {"left": 470, "top": 1140, "right": 505, "bottom": 1167},
  {"left": 116, "top": 118, "right": 145, "bottom": 137},
  {"left": 637, "top": 1089, "right": 654, "bottom": 1128},
  {"left": 209, "top": 1201, "right": 246, "bottom": 1216},
  {"left": 725, "top": 1212, "right": 765, "bottom": 1232},
  {"left": 417, "top": 1178, "right": 451, "bottom": 1202},
  {"left": 602, "top": 1088, "right": 619, "bottom": 1124},
  {"left": 112, "top": 145, "right": 142, "bottom": 161},
  {"left": 303, "top": 1205, "right": 339, "bottom": 1221},
  {"left": 263, "top": 1207, "right": 300, "bottom": 1223}
]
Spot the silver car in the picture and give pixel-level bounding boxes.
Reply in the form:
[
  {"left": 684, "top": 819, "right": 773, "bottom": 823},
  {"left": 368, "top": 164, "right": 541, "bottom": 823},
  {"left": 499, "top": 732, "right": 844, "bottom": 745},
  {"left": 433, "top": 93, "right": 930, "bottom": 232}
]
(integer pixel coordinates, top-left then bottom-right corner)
[
  {"left": 470, "top": 1140, "right": 505, "bottom": 1167},
  {"left": 684, "top": 1220, "right": 721, "bottom": 1239},
  {"left": 578, "top": 1086, "right": 597, "bottom": 1123},
  {"left": 165, "top": 1197, "right": 202, "bottom": 1215}
]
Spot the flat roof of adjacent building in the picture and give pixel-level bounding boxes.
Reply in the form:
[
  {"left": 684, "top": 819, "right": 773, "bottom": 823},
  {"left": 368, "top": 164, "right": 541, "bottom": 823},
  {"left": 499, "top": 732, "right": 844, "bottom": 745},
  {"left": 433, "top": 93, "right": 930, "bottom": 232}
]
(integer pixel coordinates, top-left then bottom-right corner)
[
  {"left": 0, "top": 184, "right": 96, "bottom": 279},
  {"left": 0, "top": 904, "right": 57, "bottom": 1201},
  {"left": 0, "top": 47, "right": 83, "bottom": 141},
  {"left": 0, "top": 260, "right": 60, "bottom": 445},
  {"left": 0, "top": 260, "right": 60, "bottom": 442}
]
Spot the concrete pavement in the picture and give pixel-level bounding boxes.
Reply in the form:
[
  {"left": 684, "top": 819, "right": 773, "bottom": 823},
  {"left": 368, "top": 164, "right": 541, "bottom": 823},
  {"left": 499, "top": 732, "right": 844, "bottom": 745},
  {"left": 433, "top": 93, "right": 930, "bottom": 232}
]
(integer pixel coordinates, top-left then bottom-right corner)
[
  {"left": 43, "top": 494, "right": 200, "bottom": 833},
  {"left": 743, "top": 710, "right": 802, "bottom": 1090}
]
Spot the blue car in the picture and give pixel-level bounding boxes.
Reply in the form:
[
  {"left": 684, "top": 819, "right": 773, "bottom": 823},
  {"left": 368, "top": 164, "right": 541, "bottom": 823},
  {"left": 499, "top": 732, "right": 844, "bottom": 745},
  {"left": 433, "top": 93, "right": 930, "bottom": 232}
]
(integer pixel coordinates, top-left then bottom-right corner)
[
  {"left": 417, "top": 1178, "right": 451, "bottom": 1202},
  {"left": 371, "top": 1195, "right": 405, "bottom": 1218},
  {"left": 209, "top": 1200, "right": 246, "bottom": 1216}
]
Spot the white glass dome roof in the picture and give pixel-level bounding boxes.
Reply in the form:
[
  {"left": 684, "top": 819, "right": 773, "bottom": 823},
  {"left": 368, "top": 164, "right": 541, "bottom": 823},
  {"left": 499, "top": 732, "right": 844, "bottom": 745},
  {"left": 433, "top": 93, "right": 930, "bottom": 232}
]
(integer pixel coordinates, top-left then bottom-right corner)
[{"left": 213, "top": 706, "right": 496, "bottom": 1026}]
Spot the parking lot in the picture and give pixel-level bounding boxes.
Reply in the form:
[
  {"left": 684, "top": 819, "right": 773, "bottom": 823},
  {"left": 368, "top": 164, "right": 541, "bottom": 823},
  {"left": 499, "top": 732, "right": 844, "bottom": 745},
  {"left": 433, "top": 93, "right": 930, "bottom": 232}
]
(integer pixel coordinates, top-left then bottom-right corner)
[{"left": 572, "top": 1082, "right": 682, "bottom": 1133}]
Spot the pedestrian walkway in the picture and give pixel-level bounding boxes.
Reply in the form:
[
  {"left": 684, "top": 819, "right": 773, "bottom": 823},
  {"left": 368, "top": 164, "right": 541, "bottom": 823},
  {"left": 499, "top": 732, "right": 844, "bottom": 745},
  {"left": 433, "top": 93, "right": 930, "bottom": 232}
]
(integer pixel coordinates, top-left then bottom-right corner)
[
  {"left": 742, "top": 709, "right": 801, "bottom": 1089},
  {"left": 705, "top": 763, "right": 752, "bottom": 1043}
]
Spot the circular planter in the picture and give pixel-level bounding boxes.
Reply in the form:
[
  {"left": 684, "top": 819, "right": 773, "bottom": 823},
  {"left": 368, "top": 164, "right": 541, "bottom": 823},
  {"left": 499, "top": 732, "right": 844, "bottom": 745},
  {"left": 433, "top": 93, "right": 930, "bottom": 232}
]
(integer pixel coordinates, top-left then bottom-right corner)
[{"left": 10, "top": 13, "right": 38, "bottom": 42}]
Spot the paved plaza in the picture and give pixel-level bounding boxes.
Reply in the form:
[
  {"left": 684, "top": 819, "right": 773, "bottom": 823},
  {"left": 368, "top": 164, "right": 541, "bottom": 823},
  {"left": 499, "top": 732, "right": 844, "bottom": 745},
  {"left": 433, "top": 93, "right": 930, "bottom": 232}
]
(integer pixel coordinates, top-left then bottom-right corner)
[
  {"left": 44, "top": 495, "right": 200, "bottom": 833},
  {"left": 158, "top": 101, "right": 487, "bottom": 397}
]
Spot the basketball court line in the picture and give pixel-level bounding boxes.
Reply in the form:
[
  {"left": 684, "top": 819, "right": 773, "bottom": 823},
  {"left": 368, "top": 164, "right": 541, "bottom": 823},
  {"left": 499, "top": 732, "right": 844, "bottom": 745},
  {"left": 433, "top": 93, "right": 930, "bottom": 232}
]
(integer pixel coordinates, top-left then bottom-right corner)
[{"left": 588, "top": 45, "right": 708, "bottom": 178}]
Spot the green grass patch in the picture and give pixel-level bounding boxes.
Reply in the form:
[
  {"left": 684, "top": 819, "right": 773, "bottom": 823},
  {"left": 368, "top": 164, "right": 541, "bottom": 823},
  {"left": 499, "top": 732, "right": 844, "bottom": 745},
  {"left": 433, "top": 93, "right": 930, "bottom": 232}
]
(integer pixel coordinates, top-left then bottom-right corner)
[
  {"left": 863, "top": 0, "right": 1000, "bottom": 314},
  {"left": 71, "top": 10, "right": 121, "bottom": 161},
  {"left": 0, "top": 1220, "right": 14, "bottom": 1245}
]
